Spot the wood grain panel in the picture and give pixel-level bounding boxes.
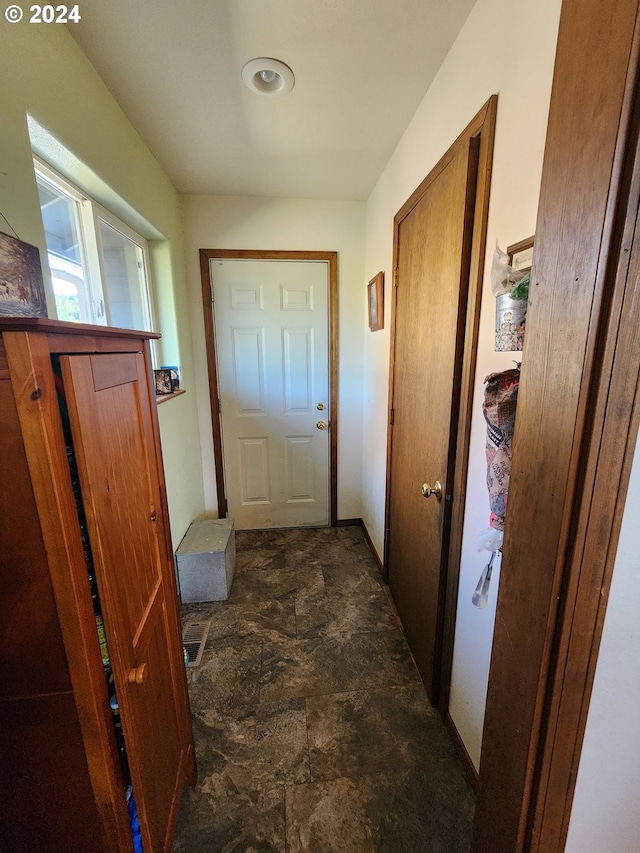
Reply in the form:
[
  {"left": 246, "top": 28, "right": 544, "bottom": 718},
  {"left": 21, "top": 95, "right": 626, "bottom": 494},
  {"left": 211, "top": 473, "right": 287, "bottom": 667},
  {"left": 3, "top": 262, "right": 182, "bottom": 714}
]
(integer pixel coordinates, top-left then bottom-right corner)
[
  {"left": 387, "top": 138, "right": 477, "bottom": 703},
  {"left": 0, "top": 693, "right": 108, "bottom": 853},
  {"left": 0, "top": 316, "right": 159, "bottom": 339},
  {"left": 0, "top": 379, "right": 71, "bottom": 701},
  {"left": 61, "top": 351, "right": 187, "bottom": 853},
  {"left": 0, "top": 338, "right": 8, "bottom": 378},
  {"left": 384, "top": 96, "right": 496, "bottom": 714},
  {"left": 530, "top": 78, "right": 640, "bottom": 850},
  {"left": 472, "top": 1, "right": 640, "bottom": 850},
  {"left": 3, "top": 330, "right": 132, "bottom": 850},
  {"left": 0, "top": 321, "right": 194, "bottom": 850},
  {"left": 91, "top": 351, "right": 139, "bottom": 390}
]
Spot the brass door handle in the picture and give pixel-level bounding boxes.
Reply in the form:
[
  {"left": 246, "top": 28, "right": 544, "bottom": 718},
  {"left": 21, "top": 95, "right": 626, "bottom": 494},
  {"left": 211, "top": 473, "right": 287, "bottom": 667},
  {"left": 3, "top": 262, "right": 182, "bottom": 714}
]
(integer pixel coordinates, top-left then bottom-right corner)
[
  {"left": 127, "top": 664, "right": 148, "bottom": 685},
  {"left": 421, "top": 481, "right": 442, "bottom": 499},
  {"left": 316, "top": 421, "right": 328, "bottom": 430}
]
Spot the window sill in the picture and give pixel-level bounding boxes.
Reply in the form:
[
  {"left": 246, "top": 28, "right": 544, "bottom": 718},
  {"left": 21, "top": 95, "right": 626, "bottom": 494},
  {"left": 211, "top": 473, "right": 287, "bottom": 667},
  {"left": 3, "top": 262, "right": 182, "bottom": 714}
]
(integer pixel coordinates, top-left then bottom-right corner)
[{"left": 156, "top": 389, "right": 186, "bottom": 405}]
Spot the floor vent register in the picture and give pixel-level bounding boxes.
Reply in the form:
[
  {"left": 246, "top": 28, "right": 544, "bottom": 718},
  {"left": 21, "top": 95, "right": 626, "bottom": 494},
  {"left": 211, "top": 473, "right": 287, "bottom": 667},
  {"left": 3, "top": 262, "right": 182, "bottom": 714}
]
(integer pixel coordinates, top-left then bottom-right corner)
[{"left": 182, "top": 619, "right": 211, "bottom": 668}]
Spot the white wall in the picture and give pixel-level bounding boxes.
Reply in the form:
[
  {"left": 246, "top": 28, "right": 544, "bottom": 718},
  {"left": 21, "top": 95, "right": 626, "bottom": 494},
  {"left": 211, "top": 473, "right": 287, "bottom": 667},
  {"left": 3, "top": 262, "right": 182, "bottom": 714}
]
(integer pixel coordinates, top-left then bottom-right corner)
[
  {"left": 565, "top": 437, "right": 640, "bottom": 853},
  {"left": 362, "top": 0, "right": 562, "bottom": 767},
  {"left": 1, "top": 22, "right": 205, "bottom": 550},
  {"left": 181, "top": 195, "right": 366, "bottom": 521}
]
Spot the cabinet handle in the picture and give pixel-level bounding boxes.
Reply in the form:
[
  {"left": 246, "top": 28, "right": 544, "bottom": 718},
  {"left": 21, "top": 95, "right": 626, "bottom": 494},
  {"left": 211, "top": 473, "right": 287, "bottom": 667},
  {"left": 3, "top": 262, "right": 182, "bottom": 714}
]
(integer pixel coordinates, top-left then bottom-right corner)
[{"left": 127, "top": 664, "right": 148, "bottom": 685}]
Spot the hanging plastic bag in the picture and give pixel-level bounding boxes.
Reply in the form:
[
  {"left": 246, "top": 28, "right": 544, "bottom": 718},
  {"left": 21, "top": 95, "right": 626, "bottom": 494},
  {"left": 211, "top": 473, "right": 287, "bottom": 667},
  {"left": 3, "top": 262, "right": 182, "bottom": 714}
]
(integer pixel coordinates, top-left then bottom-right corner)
[{"left": 490, "top": 241, "right": 526, "bottom": 297}]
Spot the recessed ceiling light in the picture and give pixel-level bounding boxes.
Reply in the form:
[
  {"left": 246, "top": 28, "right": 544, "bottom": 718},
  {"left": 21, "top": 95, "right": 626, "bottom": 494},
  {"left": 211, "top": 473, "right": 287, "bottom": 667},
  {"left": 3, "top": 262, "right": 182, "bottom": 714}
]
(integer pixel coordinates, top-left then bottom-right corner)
[{"left": 241, "top": 58, "right": 295, "bottom": 97}]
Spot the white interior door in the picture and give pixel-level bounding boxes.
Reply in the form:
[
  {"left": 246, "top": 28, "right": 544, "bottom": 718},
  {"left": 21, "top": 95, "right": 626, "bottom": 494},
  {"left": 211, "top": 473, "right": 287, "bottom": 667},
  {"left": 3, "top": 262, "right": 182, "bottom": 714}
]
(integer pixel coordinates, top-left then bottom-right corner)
[{"left": 211, "top": 258, "right": 330, "bottom": 529}]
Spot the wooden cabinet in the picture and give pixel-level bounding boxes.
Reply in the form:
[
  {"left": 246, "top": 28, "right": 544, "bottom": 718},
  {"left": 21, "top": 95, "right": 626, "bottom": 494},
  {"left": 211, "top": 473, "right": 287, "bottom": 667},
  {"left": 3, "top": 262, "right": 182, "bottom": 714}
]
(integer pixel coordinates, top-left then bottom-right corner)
[{"left": 0, "top": 319, "right": 195, "bottom": 852}]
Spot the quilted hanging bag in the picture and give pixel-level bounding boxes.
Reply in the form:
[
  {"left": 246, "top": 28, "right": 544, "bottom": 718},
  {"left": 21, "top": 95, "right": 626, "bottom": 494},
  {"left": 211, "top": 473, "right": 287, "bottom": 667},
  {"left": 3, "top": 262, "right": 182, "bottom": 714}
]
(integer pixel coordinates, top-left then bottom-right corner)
[{"left": 482, "top": 367, "right": 520, "bottom": 532}]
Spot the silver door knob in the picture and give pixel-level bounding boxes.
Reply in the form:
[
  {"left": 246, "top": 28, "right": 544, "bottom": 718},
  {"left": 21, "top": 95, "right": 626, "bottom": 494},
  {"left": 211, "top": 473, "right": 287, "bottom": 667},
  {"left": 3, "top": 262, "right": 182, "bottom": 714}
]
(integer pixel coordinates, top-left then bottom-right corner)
[
  {"left": 421, "top": 481, "right": 442, "bottom": 499},
  {"left": 316, "top": 421, "right": 327, "bottom": 430}
]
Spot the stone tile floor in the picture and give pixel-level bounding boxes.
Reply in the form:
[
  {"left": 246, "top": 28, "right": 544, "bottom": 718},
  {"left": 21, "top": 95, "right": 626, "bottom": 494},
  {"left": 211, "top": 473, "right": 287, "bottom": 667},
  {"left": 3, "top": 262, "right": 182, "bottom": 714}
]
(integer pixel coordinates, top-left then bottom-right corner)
[{"left": 173, "top": 526, "right": 474, "bottom": 852}]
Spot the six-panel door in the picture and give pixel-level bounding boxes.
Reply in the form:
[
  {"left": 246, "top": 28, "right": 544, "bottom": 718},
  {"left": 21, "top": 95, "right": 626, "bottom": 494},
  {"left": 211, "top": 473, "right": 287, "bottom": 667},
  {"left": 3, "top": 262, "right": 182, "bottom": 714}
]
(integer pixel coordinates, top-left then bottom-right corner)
[{"left": 211, "top": 258, "right": 330, "bottom": 529}]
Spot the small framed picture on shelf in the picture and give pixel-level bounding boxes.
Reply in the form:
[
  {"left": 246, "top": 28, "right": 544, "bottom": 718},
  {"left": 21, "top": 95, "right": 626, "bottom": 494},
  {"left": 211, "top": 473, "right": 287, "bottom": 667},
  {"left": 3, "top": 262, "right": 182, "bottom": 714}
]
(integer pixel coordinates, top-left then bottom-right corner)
[
  {"left": 368, "top": 271, "right": 384, "bottom": 331},
  {"left": 507, "top": 236, "right": 535, "bottom": 273},
  {"left": 161, "top": 365, "right": 180, "bottom": 391},
  {"left": 154, "top": 368, "right": 173, "bottom": 396}
]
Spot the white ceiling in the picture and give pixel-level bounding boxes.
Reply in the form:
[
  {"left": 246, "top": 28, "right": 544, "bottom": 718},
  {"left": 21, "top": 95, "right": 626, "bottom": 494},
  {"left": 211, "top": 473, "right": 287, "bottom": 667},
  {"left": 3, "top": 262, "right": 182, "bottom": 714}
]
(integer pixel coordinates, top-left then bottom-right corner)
[{"left": 70, "top": 0, "right": 476, "bottom": 201}]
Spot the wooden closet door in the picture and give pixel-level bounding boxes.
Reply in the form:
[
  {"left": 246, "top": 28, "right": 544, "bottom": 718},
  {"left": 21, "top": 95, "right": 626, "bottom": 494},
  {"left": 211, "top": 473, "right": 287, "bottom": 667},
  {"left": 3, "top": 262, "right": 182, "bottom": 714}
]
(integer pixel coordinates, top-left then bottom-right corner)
[
  {"left": 387, "top": 137, "right": 478, "bottom": 703},
  {"left": 61, "top": 352, "right": 184, "bottom": 853}
]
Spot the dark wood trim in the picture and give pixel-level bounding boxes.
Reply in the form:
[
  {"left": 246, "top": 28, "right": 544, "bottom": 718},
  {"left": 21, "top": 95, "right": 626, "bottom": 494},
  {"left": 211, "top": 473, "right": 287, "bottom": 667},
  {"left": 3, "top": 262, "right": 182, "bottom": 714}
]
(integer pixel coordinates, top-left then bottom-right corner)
[
  {"left": 360, "top": 519, "right": 384, "bottom": 573},
  {"left": 472, "top": 2, "right": 640, "bottom": 850},
  {"left": 327, "top": 251, "right": 339, "bottom": 526},
  {"left": 198, "top": 249, "right": 339, "bottom": 525},
  {"left": 529, "top": 38, "right": 640, "bottom": 849},
  {"left": 444, "top": 710, "right": 479, "bottom": 791},
  {"left": 199, "top": 249, "right": 227, "bottom": 517},
  {"left": 334, "top": 517, "right": 384, "bottom": 572},
  {"left": 440, "top": 97, "right": 497, "bottom": 713},
  {"left": 506, "top": 235, "right": 535, "bottom": 262},
  {"left": 0, "top": 317, "right": 160, "bottom": 340},
  {"left": 382, "top": 96, "right": 498, "bottom": 709}
]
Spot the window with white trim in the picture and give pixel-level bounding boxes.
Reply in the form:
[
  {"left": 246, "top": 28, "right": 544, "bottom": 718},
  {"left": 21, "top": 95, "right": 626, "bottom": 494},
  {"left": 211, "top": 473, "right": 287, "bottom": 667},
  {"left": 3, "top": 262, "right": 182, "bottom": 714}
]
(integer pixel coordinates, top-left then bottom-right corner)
[{"left": 34, "top": 159, "right": 155, "bottom": 332}]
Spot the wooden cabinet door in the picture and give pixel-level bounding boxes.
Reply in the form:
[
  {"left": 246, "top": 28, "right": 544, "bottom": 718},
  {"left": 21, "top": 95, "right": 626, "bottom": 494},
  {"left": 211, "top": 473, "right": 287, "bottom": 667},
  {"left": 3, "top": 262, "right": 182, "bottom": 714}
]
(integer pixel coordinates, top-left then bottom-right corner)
[{"left": 60, "top": 352, "right": 185, "bottom": 853}]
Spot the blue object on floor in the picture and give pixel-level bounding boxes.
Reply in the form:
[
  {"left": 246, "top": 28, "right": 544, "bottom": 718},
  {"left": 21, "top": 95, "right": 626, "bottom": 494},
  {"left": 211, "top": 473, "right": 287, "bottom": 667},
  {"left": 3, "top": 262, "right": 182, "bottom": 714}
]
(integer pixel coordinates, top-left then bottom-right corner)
[{"left": 127, "top": 788, "right": 143, "bottom": 853}]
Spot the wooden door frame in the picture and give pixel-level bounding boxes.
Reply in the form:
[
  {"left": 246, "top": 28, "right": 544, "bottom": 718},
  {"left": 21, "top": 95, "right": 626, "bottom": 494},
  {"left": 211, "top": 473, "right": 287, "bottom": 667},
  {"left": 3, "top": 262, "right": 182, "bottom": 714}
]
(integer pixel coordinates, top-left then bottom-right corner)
[
  {"left": 199, "top": 249, "right": 339, "bottom": 526},
  {"left": 473, "top": 0, "right": 640, "bottom": 850},
  {"left": 383, "top": 96, "right": 497, "bottom": 715}
]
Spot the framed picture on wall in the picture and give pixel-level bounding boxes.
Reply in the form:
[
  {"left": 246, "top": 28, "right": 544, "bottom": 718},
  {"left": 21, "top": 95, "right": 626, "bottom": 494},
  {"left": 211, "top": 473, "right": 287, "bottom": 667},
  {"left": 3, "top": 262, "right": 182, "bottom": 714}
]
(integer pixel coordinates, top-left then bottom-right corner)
[{"left": 368, "top": 271, "right": 384, "bottom": 331}]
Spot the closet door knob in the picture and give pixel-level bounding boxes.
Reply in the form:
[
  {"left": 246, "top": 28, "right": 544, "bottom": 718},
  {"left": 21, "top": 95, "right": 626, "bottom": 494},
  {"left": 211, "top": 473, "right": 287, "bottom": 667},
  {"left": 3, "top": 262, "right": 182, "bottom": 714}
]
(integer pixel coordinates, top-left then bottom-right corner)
[
  {"left": 127, "top": 663, "right": 148, "bottom": 685},
  {"left": 421, "top": 481, "right": 442, "bottom": 499}
]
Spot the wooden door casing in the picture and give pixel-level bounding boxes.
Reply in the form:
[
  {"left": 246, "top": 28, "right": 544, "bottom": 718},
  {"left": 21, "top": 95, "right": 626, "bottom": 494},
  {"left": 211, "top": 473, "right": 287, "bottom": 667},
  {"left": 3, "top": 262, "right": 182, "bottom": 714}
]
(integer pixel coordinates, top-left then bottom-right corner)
[
  {"left": 387, "top": 137, "right": 479, "bottom": 703},
  {"left": 473, "top": 1, "right": 640, "bottom": 849},
  {"left": 61, "top": 351, "right": 186, "bottom": 853}
]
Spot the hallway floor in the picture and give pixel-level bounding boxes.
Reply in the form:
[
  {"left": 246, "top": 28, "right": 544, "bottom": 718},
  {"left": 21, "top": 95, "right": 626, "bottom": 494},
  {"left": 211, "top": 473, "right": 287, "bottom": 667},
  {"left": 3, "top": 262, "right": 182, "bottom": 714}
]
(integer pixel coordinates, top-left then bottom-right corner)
[{"left": 173, "top": 526, "right": 474, "bottom": 852}]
